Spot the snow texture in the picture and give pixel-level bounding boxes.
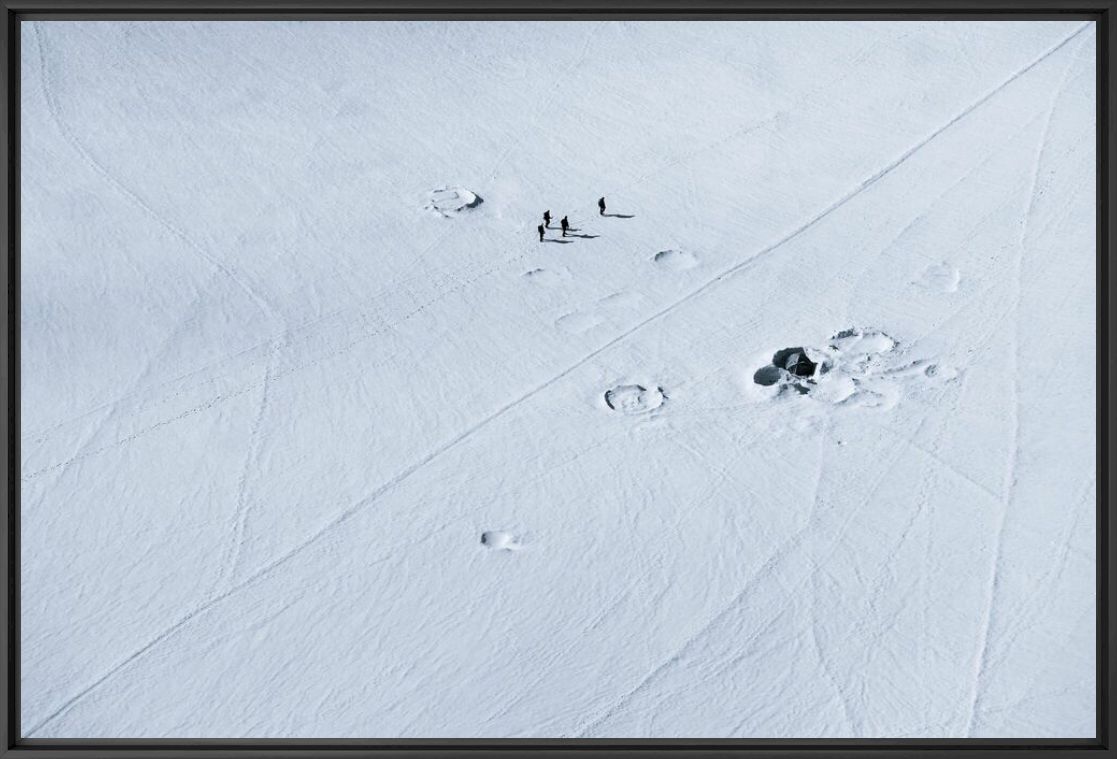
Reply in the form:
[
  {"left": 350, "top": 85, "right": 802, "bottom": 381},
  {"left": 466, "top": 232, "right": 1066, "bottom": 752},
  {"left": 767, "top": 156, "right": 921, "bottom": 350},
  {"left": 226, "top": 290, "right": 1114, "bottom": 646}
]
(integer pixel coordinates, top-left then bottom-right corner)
[{"left": 21, "top": 20, "right": 1095, "bottom": 738}]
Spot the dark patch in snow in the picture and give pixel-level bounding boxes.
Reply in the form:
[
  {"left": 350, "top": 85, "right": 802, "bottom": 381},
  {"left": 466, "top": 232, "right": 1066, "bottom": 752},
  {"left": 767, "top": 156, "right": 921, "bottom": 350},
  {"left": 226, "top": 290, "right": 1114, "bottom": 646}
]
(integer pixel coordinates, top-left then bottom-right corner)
[
  {"left": 752, "top": 364, "right": 783, "bottom": 387},
  {"left": 771, "top": 347, "right": 817, "bottom": 377}
]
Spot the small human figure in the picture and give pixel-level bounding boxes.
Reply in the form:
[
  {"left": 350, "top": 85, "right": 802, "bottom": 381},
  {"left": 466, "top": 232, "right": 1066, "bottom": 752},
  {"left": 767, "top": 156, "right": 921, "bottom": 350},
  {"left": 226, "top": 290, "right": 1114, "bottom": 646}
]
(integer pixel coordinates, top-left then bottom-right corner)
[
  {"left": 561, "top": 216, "right": 569, "bottom": 237},
  {"left": 598, "top": 197, "right": 606, "bottom": 216},
  {"left": 537, "top": 223, "right": 545, "bottom": 242},
  {"left": 543, "top": 210, "right": 552, "bottom": 228}
]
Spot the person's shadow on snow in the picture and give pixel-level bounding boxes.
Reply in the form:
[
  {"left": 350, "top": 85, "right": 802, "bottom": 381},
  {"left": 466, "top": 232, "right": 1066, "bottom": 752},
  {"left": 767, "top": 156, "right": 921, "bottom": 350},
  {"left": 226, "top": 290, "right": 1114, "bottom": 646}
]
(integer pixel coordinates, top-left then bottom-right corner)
[
  {"left": 545, "top": 239, "right": 574, "bottom": 244},
  {"left": 602, "top": 213, "right": 635, "bottom": 219},
  {"left": 568, "top": 233, "right": 599, "bottom": 239}
]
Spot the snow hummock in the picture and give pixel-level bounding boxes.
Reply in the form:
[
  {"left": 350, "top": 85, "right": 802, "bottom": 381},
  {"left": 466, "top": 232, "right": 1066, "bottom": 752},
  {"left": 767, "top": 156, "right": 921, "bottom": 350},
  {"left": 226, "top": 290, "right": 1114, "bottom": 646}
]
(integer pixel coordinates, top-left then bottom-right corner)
[
  {"left": 653, "top": 249, "right": 700, "bottom": 270},
  {"left": 603, "top": 384, "right": 666, "bottom": 415},
  {"left": 425, "top": 187, "right": 483, "bottom": 217}
]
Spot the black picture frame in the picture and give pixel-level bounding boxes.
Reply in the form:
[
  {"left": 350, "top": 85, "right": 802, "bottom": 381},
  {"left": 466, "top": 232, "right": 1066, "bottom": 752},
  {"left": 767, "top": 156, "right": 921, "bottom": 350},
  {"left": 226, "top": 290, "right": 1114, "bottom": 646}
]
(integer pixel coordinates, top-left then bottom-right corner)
[{"left": 3, "top": 1, "right": 1112, "bottom": 756}]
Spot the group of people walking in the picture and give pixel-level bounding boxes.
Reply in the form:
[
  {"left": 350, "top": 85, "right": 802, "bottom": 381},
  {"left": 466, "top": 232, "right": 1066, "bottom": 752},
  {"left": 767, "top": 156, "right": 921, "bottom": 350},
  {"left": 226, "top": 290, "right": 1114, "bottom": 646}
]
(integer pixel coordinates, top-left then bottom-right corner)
[{"left": 537, "top": 197, "right": 608, "bottom": 242}]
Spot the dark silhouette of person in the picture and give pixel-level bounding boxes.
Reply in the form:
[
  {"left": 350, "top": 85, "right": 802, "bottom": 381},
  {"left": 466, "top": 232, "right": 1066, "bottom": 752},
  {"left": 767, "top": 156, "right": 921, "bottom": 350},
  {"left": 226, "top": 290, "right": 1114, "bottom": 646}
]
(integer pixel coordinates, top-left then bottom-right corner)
[
  {"left": 543, "top": 210, "right": 552, "bottom": 228},
  {"left": 560, "top": 216, "right": 569, "bottom": 237},
  {"left": 537, "top": 223, "right": 545, "bottom": 242},
  {"left": 598, "top": 197, "right": 606, "bottom": 215}
]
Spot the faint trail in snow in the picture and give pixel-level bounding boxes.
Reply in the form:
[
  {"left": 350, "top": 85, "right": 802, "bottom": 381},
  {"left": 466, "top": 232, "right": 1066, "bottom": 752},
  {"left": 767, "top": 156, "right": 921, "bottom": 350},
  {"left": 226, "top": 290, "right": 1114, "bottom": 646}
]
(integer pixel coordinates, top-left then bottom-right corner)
[
  {"left": 609, "top": 29, "right": 908, "bottom": 193},
  {"left": 25, "top": 31, "right": 224, "bottom": 494},
  {"left": 485, "top": 21, "right": 604, "bottom": 183},
  {"left": 803, "top": 424, "right": 859, "bottom": 733},
  {"left": 991, "top": 473, "right": 1095, "bottom": 663},
  {"left": 32, "top": 23, "right": 282, "bottom": 331},
  {"left": 22, "top": 540, "right": 397, "bottom": 739},
  {"left": 860, "top": 419, "right": 999, "bottom": 503},
  {"left": 848, "top": 367, "right": 968, "bottom": 710},
  {"left": 215, "top": 343, "right": 279, "bottom": 591},
  {"left": 845, "top": 105, "right": 1048, "bottom": 297},
  {"left": 29, "top": 20, "right": 290, "bottom": 521},
  {"left": 962, "top": 32, "right": 1085, "bottom": 737},
  {"left": 23, "top": 23, "right": 1092, "bottom": 736},
  {"left": 19, "top": 230, "right": 508, "bottom": 482},
  {"left": 574, "top": 418, "right": 931, "bottom": 738},
  {"left": 670, "top": 436, "right": 766, "bottom": 507},
  {"left": 20, "top": 224, "right": 459, "bottom": 446}
]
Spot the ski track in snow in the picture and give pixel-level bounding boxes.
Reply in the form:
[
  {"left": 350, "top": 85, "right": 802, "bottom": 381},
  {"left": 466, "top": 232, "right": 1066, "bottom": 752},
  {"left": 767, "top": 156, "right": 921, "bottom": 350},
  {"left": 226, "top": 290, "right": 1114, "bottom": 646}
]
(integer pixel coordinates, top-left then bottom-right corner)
[
  {"left": 21, "top": 21, "right": 1095, "bottom": 738},
  {"left": 28, "top": 22, "right": 291, "bottom": 531},
  {"left": 18, "top": 224, "right": 515, "bottom": 482},
  {"left": 962, "top": 30, "right": 1087, "bottom": 738},
  {"left": 215, "top": 342, "right": 278, "bottom": 592},
  {"left": 573, "top": 413, "right": 936, "bottom": 738},
  {"left": 32, "top": 23, "right": 284, "bottom": 331}
]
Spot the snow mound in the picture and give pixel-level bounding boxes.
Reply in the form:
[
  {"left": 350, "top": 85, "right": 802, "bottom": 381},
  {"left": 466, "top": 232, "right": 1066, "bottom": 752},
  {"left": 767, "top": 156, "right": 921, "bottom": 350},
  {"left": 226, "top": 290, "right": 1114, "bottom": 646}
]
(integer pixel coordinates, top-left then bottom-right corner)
[
  {"left": 425, "top": 187, "right": 483, "bottom": 217},
  {"left": 917, "top": 261, "right": 961, "bottom": 293},
  {"left": 604, "top": 384, "right": 666, "bottom": 415},
  {"left": 752, "top": 328, "right": 955, "bottom": 410},
  {"left": 555, "top": 311, "right": 602, "bottom": 334},
  {"left": 598, "top": 291, "right": 641, "bottom": 310},
  {"left": 652, "top": 249, "right": 699, "bottom": 270},
  {"left": 480, "top": 531, "right": 522, "bottom": 551},
  {"left": 523, "top": 267, "right": 563, "bottom": 284}
]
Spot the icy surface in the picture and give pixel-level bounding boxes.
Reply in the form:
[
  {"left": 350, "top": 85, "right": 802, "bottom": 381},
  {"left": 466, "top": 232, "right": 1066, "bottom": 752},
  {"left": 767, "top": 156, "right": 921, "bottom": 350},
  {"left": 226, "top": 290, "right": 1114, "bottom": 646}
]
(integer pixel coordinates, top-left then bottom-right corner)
[{"left": 20, "top": 20, "right": 1095, "bottom": 738}]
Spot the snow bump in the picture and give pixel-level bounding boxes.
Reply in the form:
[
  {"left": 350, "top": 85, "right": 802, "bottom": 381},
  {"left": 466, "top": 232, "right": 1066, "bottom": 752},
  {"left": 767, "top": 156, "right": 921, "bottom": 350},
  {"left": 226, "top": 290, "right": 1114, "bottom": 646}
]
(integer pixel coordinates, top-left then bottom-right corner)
[
  {"left": 604, "top": 384, "right": 666, "bottom": 415},
  {"left": 652, "top": 249, "right": 699, "bottom": 271},
  {"left": 480, "top": 531, "right": 522, "bottom": 551},
  {"left": 917, "top": 261, "right": 961, "bottom": 293},
  {"left": 425, "top": 187, "right": 483, "bottom": 217}
]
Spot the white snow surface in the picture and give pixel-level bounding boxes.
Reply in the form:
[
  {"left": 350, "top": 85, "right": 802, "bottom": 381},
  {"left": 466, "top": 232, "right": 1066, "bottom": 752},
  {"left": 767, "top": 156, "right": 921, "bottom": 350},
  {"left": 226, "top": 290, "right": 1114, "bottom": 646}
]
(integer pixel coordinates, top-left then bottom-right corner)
[{"left": 21, "top": 20, "right": 1096, "bottom": 738}]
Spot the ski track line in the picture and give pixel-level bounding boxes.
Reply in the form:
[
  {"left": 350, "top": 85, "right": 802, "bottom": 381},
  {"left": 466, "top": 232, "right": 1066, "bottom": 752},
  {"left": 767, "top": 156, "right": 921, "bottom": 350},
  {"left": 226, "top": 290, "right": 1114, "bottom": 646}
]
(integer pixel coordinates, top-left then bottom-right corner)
[
  {"left": 20, "top": 226, "right": 459, "bottom": 447},
  {"left": 574, "top": 418, "right": 929, "bottom": 739},
  {"left": 485, "top": 21, "right": 604, "bottom": 183},
  {"left": 900, "top": 679, "right": 1092, "bottom": 737},
  {"left": 22, "top": 273, "right": 219, "bottom": 504},
  {"left": 29, "top": 20, "right": 292, "bottom": 478},
  {"left": 669, "top": 435, "right": 769, "bottom": 510},
  {"left": 33, "top": 23, "right": 281, "bottom": 329},
  {"left": 846, "top": 102, "right": 1048, "bottom": 298},
  {"left": 24, "top": 206, "right": 520, "bottom": 467},
  {"left": 963, "top": 35, "right": 1083, "bottom": 737},
  {"left": 991, "top": 472, "right": 1095, "bottom": 665},
  {"left": 575, "top": 436, "right": 814, "bottom": 738},
  {"left": 20, "top": 229, "right": 518, "bottom": 483},
  {"left": 25, "top": 23, "right": 1089, "bottom": 737},
  {"left": 216, "top": 343, "right": 278, "bottom": 592},
  {"left": 851, "top": 374, "right": 964, "bottom": 679},
  {"left": 719, "top": 413, "right": 934, "bottom": 737},
  {"left": 609, "top": 25, "right": 974, "bottom": 199},
  {"left": 27, "top": 30, "right": 226, "bottom": 482},
  {"left": 862, "top": 419, "right": 1000, "bottom": 503},
  {"left": 25, "top": 223, "right": 525, "bottom": 482},
  {"left": 804, "top": 425, "right": 860, "bottom": 734}
]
